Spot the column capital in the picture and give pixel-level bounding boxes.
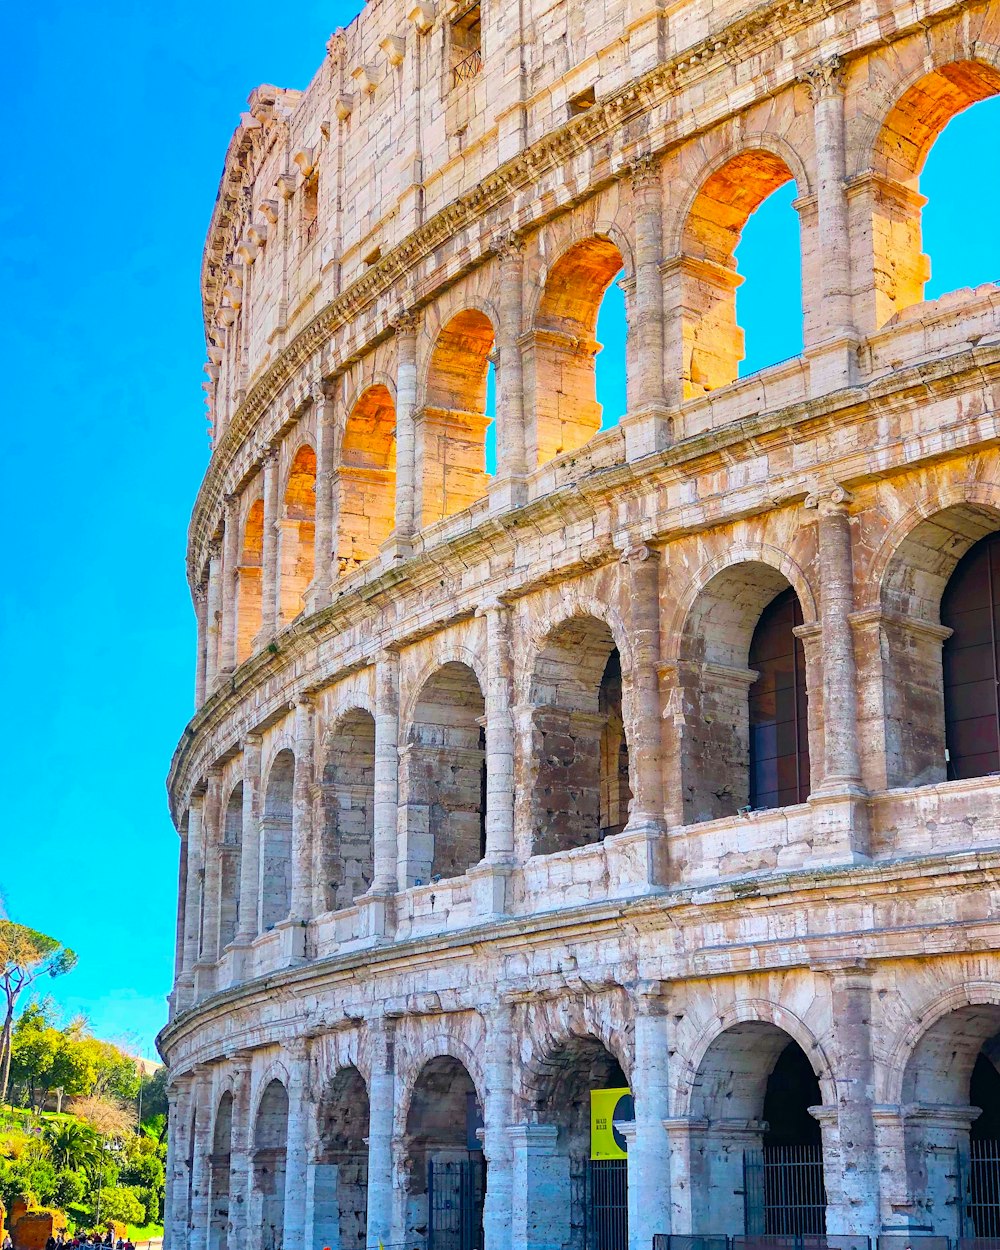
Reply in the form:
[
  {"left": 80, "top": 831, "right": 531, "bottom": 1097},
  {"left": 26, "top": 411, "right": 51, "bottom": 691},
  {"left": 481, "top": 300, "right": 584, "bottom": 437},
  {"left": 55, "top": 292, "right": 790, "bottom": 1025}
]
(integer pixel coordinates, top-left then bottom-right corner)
[
  {"left": 491, "top": 229, "right": 526, "bottom": 262},
  {"left": 800, "top": 54, "right": 844, "bottom": 101},
  {"left": 391, "top": 309, "right": 420, "bottom": 337},
  {"left": 626, "top": 152, "right": 661, "bottom": 197},
  {"left": 262, "top": 442, "right": 281, "bottom": 465},
  {"left": 804, "top": 483, "right": 853, "bottom": 515},
  {"left": 618, "top": 540, "right": 656, "bottom": 566},
  {"left": 243, "top": 730, "right": 263, "bottom": 750},
  {"left": 475, "top": 594, "right": 510, "bottom": 617},
  {"left": 223, "top": 492, "right": 240, "bottom": 515},
  {"left": 208, "top": 536, "right": 223, "bottom": 560}
]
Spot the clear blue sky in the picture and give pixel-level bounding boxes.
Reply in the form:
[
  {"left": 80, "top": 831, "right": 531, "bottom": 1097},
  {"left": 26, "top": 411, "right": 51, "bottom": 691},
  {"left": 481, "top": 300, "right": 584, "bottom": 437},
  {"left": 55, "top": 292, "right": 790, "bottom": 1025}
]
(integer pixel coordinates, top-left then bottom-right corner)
[{"left": 1, "top": 1, "right": 997, "bottom": 1060}]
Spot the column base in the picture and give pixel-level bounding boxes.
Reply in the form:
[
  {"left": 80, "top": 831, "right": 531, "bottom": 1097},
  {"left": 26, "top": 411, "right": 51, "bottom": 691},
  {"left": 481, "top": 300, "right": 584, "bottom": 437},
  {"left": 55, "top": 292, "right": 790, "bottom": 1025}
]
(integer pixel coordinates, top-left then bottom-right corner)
[
  {"left": 379, "top": 533, "right": 414, "bottom": 564},
  {"left": 806, "top": 334, "right": 861, "bottom": 397},
  {"left": 192, "top": 959, "right": 217, "bottom": 1001},
  {"left": 468, "top": 859, "right": 514, "bottom": 920},
  {"left": 604, "top": 819, "right": 669, "bottom": 895},
  {"left": 274, "top": 917, "right": 308, "bottom": 965},
  {"left": 489, "top": 473, "right": 528, "bottom": 513},
  {"left": 224, "top": 936, "right": 255, "bottom": 984},
  {"left": 303, "top": 579, "right": 332, "bottom": 615},
  {"left": 354, "top": 889, "right": 397, "bottom": 944},
  {"left": 807, "top": 785, "right": 871, "bottom": 866},
  {"left": 173, "top": 976, "right": 195, "bottom": 1014},
  {"left": 621, "top": 404, "right": 674, "bottom": 461}
]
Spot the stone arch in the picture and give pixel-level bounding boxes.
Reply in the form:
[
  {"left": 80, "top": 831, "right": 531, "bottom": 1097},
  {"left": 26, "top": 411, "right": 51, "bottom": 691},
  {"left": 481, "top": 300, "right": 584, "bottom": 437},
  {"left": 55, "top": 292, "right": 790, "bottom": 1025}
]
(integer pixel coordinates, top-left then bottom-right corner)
[
  {"left": 671, "top": 144, "right": 803, "bottom": 396},
  {"left": 682, "top": 1009, "right": 831, "bottom": 1235},
  {"left": 312, "top": 1064, "right": 371, "bottom": 1250},
  {"left": 253, "top": 1078, "right": 289, "bottom": 1250},
  {"left": 857, "top": 55, "right": 1000, "bottom": 327},
  {"left": 400, "top": 642, "right": 488, "bottom": 734},
  {"left": 261, "top": 748, "right": 294, "bottom": 930},
  {"left": 319, "top": 706, "right": 376, "bottom": 912},
  {"left": 525, "top": 610, "right": 632, "bottom": 854},
  {"left": 400, "top": 1050, "right": 486, "bottom": 1250},
  {"left": 672, "top": 551, "right": 818, "bottom": 823},
  {"left": 401, "top": 661, "right": 486, "bottom": 885},
  {"left": 887, "top": 984, "right": 1000, "bottom": 1237},
  {"left": 278, "top": 443, "right": 316, "bottom": 623},
  {"left": 397, "top": 1031, "right": 489, "bottom": 1131},
  {"left": 218, "top": 781, "right": 243, "bottom": 950},
  {"left": 338, "top": 384, "right": 396, "bottom": 576},
  {"left": 209, "top": 1091, "right": 233, "bottom": 1250},
  {"left": 418, "top": 308, "right": 495, "bottom": 527},
  {"left": 526, "top": 234, "right": 626, "bottom": 467},
  {"left": 871, "top": 495, "right": 1000, "bottom": 787},
  {"left": 236, "top": 496, "right": 264, "bottom": 663}
]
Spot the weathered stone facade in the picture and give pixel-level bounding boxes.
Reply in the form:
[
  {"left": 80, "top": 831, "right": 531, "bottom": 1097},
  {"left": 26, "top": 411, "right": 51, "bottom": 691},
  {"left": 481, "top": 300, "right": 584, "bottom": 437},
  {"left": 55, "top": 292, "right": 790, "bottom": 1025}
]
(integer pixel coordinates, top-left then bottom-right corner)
[{"left": 159, "top": 0, "right": 1000, "bottom": 1247}]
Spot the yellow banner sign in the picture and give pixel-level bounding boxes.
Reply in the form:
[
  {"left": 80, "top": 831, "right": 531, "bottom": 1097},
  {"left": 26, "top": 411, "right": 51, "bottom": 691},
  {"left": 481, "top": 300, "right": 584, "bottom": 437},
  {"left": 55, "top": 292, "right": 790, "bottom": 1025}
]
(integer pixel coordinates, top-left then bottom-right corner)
[{"left": 590, "top": 1087, "right": 633, "bottom": 1160}]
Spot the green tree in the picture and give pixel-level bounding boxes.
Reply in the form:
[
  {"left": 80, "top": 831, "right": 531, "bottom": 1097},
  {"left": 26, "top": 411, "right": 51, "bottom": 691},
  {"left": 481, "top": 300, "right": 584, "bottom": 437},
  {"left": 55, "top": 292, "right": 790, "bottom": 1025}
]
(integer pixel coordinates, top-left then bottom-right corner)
[
  {"left": 96, "top": 1184, "right": 144, "bottom": 1227},
  {"left": 0, "top": 923, "right": 77, "bottom": 1105},
  {"left": 44, "top": 1121, "right": 100, "bottom": 1171}
]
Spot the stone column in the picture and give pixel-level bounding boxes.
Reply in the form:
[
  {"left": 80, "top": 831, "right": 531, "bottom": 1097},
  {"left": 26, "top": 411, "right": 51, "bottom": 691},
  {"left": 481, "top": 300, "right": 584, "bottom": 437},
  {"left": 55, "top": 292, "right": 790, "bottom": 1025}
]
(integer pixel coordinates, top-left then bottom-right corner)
[
  {"left": 188, "top": 1067, "right": 213, "bottom": 1250},
  {"left": 365, "top": 1019, "right": 397, "bottom": 1249},
  {"left": 357, "top": 652, "right": 399, "bottom": 941},
  {"left": 624, "top": 156, "right": 671, "bottom": 459},
  {"left": 626, "top": 989, "right": 673, "bottom": 1249},
  {"left": 805, "top": 485, "right": 868, "bottom": 860},
  {"left": 194, "top": 583, "right": 208, "bottom": 707},
  {"left": 259, "top": 447, "right": 281, "bottom": 642},
  {"left": 802, "top": 56, "right": 857, "bottom": 390},
  {"left": 282, "top": 1038, "right": 312, "bottom": 1250},
  {"left": 179, "top": 792, "right": 205, "bottom": 1007},
  {"left": 393, "top": 314, "right": 419, "bottom": 545},
  {"left": 233, "top": 734, "right": 263, "bottom": 975},
  {"left": 470, "top": 600, "right": 515, "bottom": 917},
  {"left": 309, "top": 382, "right": 337, "bottom": 612},
  {"left": 281, "top": 695, "right": 314, "bottom": 962},
  {"left": 620, "top": 543, "right": 665, "bottom": 835},
  {"left": 220, "top": 495, "right": 240, "bottom": 676},
  {"left": 482, "top": 1004, "right": 514, "bottom": 1250},
  {"left": 205, "top": 539, "right": 223, "bottom": 694},
  {"left": 226, "top": 1052, "right": 255, "bottom": 1250},
  {"left": 814, "top": 962, "right": 880, "bottom": 1238},
  {"left": 491, "top": 232, "right": 528, "bottom": 508},
  {"left": 509, "top": 1124, "right": 564, "bottom": 1250},
  {"left": 164, "top": 1074, "right": 193, "bottom": 1250},
  {"left": 195, "top": 770, "right": 224, "bottom": 997}
]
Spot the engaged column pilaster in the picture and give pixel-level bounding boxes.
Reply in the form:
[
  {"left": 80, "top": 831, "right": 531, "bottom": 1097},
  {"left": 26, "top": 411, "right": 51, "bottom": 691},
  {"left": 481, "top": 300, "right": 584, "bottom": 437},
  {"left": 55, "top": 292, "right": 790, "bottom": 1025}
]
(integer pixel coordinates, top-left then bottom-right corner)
[
  {"left": 232, "top": 732, "right": 262, "bottom": 978},
  {"left": 490, "top": 231, "right": 528, "bottom": 510},
  {"left": 365, "top": 1018, "right": 398, "bottom": 1249},
  {"left": 391, "top": 313, "right": 419, "bottom": 550},
  {"left": 356, "top": 650, "right": 399, "bottom": 942},
  {"left": 259, "top": 446, "right": 281, "bottom": 642},
  {"left": 308, "top": 380, "right": 338, "bottom": 613},
  {"left": 220, "top": 494, "right": 240, "bottom": 676}
]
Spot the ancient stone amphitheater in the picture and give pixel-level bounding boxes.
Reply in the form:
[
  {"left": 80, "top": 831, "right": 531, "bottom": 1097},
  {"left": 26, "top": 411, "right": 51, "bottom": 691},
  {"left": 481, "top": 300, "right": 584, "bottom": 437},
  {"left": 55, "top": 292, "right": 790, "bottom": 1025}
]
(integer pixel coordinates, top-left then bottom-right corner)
[{"left": 159, "top": 0, "right": 1000, "bottom": 1248}]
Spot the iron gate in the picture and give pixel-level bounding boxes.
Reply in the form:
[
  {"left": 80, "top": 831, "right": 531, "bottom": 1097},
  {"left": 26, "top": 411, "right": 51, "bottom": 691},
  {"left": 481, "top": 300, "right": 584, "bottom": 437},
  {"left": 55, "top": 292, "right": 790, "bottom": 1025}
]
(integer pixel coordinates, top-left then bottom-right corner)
[
  {"left": 427, "top": 1157, "right": 486, "bottom": 1250},
  {"left": 744, "top": 1146, "right": 827, "bottom": 1236},
  {"left": 962, "top": 1139, "right": 1000, "bottom": 1237},
  {"left": 587, "top": 1157, "right": 628, "bottom": 1250}
]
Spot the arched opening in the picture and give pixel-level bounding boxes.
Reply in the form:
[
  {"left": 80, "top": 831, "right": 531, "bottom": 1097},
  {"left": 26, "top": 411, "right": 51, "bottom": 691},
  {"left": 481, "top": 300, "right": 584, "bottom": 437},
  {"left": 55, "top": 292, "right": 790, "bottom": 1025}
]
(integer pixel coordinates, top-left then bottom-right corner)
[
  {"left": 339, "top": 386, "right": 396, "bottom": 575},
  {"left": 320, "top": 709, "right": 376, "bottom": 912},
  {"left": 404, "top": 1056, "right": 485, "bottom": 1250},
  {"left": 688, "top": 1022, "right": 825, "bottom": 1235},
  {"left": 279, "top": 445, "right": 316, "bottom": 623},
  {"left": 594, "top": 274, "right": 627, "bottom": 434},
  {"left": 679, "top": 562, "right": 812, "bottom": 823},
  {"left": 900, "top": 1002, "right": 1000, "bottom": 1237},
  {"left": 524, "top": 1035, "right": 630, "bottom": 1250},
  {"left": 733, "top": 182, "right": 803, "bottom": 375},
  {"left": 209, "top": 1092, "right": 233, "bottom": 1250},
  {"left": 253, "top": 1080, "right": 289, "bottom": 1250},
  {"left": 748, "top": 587, "right": 810, "bottom": 809},
  {"left": 261, "top": 750, "right": 294, "bottom": 930},
  {"left": 877, "top": 505, "right": 1000, "bottom": 788},
  {"left": 676, "top": 150, "right": 797, "bottom": 396},
  {"left": 420, "top": 310, "right": 495, "bottom": 526},
  {"left": 402, "top": 663, "right": 486, "bottom": 886},
  {"left": 312, "top": 1066, "right": 370, "bottom": 1250},
  {"left": 942, "top": 531, "right": 1000, "bottom": 780},
  {"left": 867, "top": 61, "right": 1000, "bottom": 328},
  {"left": 218, "top": 783, "right": 243, "bottom": 950},
  {"left": 528, "top": 616, "right": 628, "bottom": 855},
  {"left": 529, "top": 237, "right": 626, "bottom": 466},
  {"left": 237, "top": 499, "right": 264, "bottom": 663}
]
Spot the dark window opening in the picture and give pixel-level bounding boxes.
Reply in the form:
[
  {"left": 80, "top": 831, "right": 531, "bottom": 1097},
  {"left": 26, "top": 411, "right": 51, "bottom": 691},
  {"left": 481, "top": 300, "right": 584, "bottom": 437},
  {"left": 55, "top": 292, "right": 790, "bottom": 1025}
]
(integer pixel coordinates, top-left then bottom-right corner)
[
  {"left": 749, "top": 587, "right": 810, "bottom": 809},
  {"left": 942, "top": 530, "right": 1000, "bottom": 781},
  {"left": 599, "top": 648, "right": 631, "bottom": 839},
  {"left": 451, "top": 3, "right": 482, "bottom": 86},
  {"left": 302, "top": 176, "right": 319, "bottom": 245}
]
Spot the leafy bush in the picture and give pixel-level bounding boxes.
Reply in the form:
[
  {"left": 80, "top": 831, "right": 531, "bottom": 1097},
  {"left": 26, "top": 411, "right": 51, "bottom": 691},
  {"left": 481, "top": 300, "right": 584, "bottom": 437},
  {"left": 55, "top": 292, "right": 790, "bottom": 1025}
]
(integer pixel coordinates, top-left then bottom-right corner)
[
  {"left": 96, "top": 1186, "right": 144, "bottom": 1227},
  {"left": 53, "top": 1168, "right": 86, "bottom": 1208}
]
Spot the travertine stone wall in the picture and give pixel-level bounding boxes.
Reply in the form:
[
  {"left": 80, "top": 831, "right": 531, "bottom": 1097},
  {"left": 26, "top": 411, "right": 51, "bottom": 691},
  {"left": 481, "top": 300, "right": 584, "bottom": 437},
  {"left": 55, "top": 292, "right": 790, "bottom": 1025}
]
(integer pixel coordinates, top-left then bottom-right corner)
[{"left": 163, "top": 0, "right": 1000, "bottom": 1246}]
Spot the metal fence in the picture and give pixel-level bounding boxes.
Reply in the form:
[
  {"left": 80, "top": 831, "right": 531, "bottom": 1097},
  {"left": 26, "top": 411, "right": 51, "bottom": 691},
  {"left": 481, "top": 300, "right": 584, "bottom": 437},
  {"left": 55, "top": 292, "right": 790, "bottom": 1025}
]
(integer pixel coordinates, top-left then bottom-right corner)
[
  {"left": 588, "top": 1158, "right": 628, "bottom": 1250},
  {"left": 427, "top": 1157, "right": 485, "bottom": 1250},
  {"left": 744, "top": 1146, "right": 827, "bottom": 1237},
  {"left": 966, "top": 1139, "right": 1000, "bottom": 1238}
]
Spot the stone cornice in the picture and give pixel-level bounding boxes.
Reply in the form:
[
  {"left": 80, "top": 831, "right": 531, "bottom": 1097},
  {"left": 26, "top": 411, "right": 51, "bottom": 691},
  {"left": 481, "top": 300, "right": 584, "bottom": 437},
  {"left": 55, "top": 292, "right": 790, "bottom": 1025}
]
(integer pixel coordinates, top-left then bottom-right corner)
[
  {"left": 157, "top": 843, "right": 1000, "bottom": 1070},
  {"left": 167, "top": 341, "right": 1000, "bottom": 815}
]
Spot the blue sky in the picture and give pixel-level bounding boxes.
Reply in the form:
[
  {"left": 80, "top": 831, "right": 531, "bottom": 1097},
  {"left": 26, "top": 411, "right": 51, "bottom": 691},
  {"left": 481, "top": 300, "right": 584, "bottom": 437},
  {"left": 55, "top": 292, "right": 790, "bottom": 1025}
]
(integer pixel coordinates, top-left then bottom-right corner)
[{"left": 2, "top": 1, "right": 998, "bottom": 1060}]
